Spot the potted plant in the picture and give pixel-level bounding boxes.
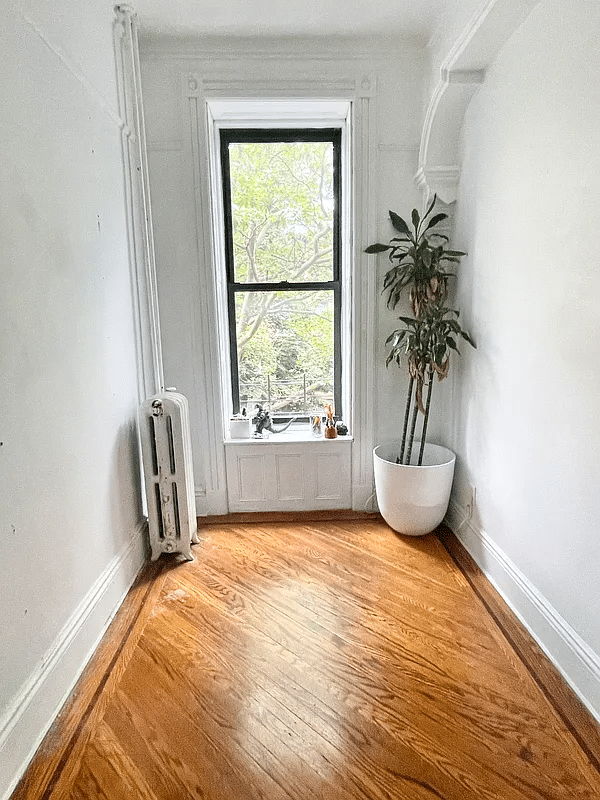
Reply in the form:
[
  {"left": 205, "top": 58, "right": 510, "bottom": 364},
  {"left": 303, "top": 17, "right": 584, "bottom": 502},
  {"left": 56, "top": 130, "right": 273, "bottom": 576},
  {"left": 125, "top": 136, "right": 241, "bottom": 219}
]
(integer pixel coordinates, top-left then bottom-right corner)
[{"left": 365, "top": 196, "right": 475, "bottom": 535}]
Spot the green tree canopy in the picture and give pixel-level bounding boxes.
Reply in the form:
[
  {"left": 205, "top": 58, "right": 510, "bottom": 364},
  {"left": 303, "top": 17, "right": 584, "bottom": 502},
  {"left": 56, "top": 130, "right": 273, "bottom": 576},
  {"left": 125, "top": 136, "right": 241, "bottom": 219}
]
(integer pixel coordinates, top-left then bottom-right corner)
[{"left": 228, "top": 140, "right": 336, "bottom": 414}]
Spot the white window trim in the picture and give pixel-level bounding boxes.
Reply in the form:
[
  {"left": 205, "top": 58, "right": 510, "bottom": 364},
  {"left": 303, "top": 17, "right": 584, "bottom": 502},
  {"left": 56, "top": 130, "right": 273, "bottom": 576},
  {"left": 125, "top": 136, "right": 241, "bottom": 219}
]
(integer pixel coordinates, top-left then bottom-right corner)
[
  {"left": 182, "top": 72, "right": 378, "bottom": 514},
  {"left": 205, "top": 98, "right": 353, "bottom": 440}
]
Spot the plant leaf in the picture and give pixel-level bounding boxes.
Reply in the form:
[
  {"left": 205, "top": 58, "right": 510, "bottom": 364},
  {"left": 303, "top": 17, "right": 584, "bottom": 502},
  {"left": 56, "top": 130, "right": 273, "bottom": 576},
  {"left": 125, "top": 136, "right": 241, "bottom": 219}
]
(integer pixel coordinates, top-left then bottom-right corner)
[
  {"left": 411, "top": 207, "right": 420, "bottom": 232},
  {"left": 423, "top": 193, "right": 437, "bottom": 222},
  {"left": 423, "top": 213, "right": 447, "bottom": 233},
  {"left": 460, "top": 331, "right": 477, "bottom": 348},
  {"left": 389, "top": 211, "right": 411, "bottom": 236},
  {"left": 365, "top": 243, "right": 391, "bottom": 254}
]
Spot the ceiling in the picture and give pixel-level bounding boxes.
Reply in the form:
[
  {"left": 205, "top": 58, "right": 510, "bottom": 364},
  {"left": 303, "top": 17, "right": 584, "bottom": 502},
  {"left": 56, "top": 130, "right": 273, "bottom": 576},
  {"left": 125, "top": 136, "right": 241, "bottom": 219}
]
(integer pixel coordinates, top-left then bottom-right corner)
[{"left": 133, "top": 0, "right": 444, "bottom": 40}]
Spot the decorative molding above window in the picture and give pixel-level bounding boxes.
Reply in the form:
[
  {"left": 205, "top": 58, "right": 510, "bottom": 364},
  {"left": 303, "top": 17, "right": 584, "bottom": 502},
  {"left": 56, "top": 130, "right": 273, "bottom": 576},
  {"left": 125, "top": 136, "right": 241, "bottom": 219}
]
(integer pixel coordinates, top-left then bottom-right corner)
[{"left": 183, "top": 74, "right": 366, "bottom": 100}]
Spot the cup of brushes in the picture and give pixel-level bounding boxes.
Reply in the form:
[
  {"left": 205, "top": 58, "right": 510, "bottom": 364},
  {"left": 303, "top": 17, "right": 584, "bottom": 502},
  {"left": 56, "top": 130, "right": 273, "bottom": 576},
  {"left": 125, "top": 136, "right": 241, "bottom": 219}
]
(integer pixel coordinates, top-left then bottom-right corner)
[{"left": 324, "top": 404, "right": 338, "bottom": 439}]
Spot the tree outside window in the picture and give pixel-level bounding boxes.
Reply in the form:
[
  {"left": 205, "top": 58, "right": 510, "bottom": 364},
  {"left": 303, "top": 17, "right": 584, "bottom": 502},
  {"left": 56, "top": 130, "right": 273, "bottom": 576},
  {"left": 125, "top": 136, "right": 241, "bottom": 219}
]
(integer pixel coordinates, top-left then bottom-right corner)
[{"left": 220, "top": 129, "right": 342, "bottom": 419}]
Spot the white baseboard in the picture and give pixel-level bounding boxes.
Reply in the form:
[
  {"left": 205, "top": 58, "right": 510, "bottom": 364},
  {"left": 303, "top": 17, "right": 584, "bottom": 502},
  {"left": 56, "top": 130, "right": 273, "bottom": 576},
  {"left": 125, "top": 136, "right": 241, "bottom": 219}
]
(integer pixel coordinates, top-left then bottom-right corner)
[
  {"left": 445, "top": 499, "right": 600, "bottom": 724},
  {"left": 0, "top": 521, "right": 148, "bottom": 800}
]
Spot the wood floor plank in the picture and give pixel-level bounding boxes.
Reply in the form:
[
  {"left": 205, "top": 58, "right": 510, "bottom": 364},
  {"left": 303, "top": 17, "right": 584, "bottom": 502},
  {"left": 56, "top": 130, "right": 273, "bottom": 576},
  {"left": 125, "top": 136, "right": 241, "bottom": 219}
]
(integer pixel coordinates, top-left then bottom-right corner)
[
  {"left": 171, "top": 555, "right": 522, "bottom": 734},
  {"left": 152, "top": 557, "right": 594, "bottom": 799},
  {"left": 115, "top": 642, "right": 324, "bottom": 800},
  {"left": 70, "top": 720, "right": 158, "bottom": 800},
  {"left": 437, "top": 525, "right": 600, "bottom": 775},
  {"left": 143, "top": 592, "right": 485, "bottom": 800},
  {"left": 138, "top": 606, "right": 468, "bottom": 800},
  {"left": 14, "top": 518, "right": 600, "bottom": 800},
  {"left": 195, "top": 521, "right": 520, "bottom": 675}
]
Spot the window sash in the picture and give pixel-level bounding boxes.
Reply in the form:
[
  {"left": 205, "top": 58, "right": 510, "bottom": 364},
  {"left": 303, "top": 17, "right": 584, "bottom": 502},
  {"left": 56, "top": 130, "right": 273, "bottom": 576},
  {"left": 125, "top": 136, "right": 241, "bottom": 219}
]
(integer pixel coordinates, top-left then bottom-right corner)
[{"left": 220, "top": 128, "right": 343, "bottom": 419}]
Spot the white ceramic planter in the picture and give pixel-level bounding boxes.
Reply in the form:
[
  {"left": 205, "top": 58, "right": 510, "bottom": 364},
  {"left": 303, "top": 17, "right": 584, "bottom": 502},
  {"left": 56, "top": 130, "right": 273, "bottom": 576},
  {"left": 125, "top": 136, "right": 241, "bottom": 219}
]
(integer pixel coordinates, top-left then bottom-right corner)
[{"left": 373, "top": 442, "right": 456, "bottom": 536}]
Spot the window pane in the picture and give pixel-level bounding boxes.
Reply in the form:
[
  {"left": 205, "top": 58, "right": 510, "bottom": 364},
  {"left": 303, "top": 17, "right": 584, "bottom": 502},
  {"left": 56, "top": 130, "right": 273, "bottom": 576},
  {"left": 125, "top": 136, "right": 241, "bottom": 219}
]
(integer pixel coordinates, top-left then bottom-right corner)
[
  {"left": 235, "top": 290, "right": 334, "bottom": 416},
  {"left": 228, "top": 141, "right": 334, "bottom": 283}
]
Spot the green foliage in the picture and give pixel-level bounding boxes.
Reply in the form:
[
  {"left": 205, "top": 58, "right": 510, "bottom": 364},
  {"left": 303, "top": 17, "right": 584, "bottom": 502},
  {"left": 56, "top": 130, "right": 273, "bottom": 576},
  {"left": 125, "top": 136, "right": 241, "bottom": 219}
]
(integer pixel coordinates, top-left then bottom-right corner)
[
  {"left": 230, "top": 141, "right": 333, "bottom": 284},
  {"left": 366, "top": 195, "right": 475, "bottom": 380},
  {"left": 367, "top": 194, "right": 464, "bottom": 319},
  {"left": 385, "top": 306, "right": 475, "bottom": 411},
  {"left": 229, "top": 141, "right": 336, "bottom": 413},
  {"left": 365, "top": 195, "right": 476, "bottom": 464}
]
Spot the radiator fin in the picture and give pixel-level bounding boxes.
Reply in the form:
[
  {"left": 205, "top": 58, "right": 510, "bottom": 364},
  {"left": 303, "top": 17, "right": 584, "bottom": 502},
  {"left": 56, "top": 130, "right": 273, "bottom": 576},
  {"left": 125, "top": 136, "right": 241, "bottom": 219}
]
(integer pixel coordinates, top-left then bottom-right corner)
[
  {"left": 154, "top": 483, "right": 164, "bottom": 539},
  {"left": 148, "top": 416, "right": 159, "bottom": 476},
  {"left": 166, "top": 415, "right": 176, "bottom": 474},
  {"left": 172, "top": 481, "right": 181, "bottom": 537}
]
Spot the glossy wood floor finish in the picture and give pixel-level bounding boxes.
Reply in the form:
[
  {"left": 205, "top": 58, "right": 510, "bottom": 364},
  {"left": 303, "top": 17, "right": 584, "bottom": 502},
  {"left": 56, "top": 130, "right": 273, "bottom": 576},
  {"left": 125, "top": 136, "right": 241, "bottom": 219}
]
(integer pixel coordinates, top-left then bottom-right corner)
[{"left": 13, "top": 519, "right": 600, "bottom": 800}]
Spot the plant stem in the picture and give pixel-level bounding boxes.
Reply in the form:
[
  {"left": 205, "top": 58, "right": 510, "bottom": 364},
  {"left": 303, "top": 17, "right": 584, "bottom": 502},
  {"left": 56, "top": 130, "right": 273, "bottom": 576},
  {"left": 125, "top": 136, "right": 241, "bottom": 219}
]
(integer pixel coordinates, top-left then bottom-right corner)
[
  {"left": 398, "top": 376, "right": 414, "bottom": 464},
  {"left": 418, "top": 368, "right": 434, "bottom": 466},
  {"left": 405, "top": 382, "right": 420, "bottom": 465}
]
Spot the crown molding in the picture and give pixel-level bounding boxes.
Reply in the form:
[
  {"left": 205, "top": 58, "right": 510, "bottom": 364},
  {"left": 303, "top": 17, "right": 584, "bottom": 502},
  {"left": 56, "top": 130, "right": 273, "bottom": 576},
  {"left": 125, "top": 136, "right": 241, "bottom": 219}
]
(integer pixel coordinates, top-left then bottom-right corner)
[
  {"left": 417, "top": 0, "right": 542, "bottom": 203},
  {"left": 138, "top": 33, "right": 424, "bottom": 62}
]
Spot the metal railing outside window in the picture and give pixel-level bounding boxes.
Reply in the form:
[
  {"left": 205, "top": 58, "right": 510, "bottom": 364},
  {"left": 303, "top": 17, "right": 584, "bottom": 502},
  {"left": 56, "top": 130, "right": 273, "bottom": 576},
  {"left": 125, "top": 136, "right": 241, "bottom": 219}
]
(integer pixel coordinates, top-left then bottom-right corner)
[{"left": 239, "top": 373, "right": 334, "bottom": 418}]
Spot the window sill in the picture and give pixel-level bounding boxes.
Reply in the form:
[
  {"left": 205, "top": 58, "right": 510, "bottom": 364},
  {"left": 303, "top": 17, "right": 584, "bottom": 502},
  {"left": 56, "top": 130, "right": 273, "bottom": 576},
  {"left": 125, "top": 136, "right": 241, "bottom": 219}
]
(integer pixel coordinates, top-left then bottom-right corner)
[{"left": 224, "top": 432, "right": 353, "bottom": 445}]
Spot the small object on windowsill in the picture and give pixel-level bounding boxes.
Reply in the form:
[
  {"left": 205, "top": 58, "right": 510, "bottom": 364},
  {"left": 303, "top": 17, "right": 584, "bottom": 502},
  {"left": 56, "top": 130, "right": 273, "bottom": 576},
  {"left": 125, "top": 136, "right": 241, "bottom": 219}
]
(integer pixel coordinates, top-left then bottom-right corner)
[
  {"left": 324, "top": 403, "right": 337, "bottom": 438},
  {"left": 230, "top": 412, "right": 251, "bottom": 439},
  {"left": 312, "top": 415, "right": 323, "bottom": 437},
  {"left": 336, "top": 421, "right": 348, "bottom": 436},
  {"left": 254, "top": 404, "right": 295, "bottom": 436}
]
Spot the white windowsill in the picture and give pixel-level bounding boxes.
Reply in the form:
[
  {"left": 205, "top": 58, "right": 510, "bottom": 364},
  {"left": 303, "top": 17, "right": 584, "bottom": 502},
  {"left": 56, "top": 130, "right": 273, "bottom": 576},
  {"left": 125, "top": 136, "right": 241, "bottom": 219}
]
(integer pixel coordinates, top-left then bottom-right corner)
[{"left": 224, "top": 431, "right": 353, "bottom": 445}]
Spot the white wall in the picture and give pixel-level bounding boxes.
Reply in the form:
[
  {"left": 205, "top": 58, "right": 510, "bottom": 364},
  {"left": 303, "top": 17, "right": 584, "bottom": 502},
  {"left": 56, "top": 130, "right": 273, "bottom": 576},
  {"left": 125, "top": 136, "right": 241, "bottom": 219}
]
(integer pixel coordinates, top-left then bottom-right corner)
[
  {"left": 0, "top": 2, "right": 146, "bottom": 796},
  {"left": 426, "top": 0, "right": 485, "bottom": 91},
  {"left": 449, "top": 0, "right": 600, "bottom": 716},
  {"left": 140, "top": 35, "right": 429, "bottom": 514}
]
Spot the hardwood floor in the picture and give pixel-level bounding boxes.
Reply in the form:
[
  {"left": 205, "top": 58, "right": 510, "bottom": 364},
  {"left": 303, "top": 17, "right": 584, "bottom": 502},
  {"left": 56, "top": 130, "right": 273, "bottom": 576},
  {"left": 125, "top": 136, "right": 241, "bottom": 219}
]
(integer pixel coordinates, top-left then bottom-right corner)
[{"left": 13, "top": 518, "right": 600, "bottom": 799}]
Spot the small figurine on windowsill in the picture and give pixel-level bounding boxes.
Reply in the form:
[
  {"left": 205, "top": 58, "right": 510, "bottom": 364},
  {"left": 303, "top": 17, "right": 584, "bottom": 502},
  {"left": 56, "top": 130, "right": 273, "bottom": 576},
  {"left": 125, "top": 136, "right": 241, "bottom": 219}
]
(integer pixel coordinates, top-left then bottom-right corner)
[
  {"left": 252, "top": 405, "right": 295, "bottom": 438},
  {"left": 324, "top": 403, "right": 338, "bottom": 439}
]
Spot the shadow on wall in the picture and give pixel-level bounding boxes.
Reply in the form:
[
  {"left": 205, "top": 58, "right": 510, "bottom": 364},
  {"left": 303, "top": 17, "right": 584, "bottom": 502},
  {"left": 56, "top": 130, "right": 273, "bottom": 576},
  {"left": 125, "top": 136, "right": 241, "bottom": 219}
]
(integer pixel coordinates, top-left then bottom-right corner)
[{"left": 108, "top": 415, "right": 148, "bottom": 556}]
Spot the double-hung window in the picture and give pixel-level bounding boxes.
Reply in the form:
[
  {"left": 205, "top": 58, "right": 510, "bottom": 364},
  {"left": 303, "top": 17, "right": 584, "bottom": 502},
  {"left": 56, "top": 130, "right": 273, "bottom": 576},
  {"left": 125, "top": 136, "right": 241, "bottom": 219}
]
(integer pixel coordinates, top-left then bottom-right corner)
[{"left": 219, "top": 128, "right": 342, "bottom": 423}]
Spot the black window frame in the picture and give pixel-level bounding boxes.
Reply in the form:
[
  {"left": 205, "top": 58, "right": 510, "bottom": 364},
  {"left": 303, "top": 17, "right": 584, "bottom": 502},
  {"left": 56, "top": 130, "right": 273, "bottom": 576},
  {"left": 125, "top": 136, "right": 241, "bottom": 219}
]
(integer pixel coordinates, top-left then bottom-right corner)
[{"left": 220, "top": 127, "right": 343, "bottom": 422}]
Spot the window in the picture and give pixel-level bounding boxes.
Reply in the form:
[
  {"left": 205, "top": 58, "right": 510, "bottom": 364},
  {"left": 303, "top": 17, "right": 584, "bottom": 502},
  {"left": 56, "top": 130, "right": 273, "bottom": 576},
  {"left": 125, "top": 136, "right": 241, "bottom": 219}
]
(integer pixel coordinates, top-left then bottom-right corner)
[{"left": 220, "top": 128, "right": 342, "bottom": 421}]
